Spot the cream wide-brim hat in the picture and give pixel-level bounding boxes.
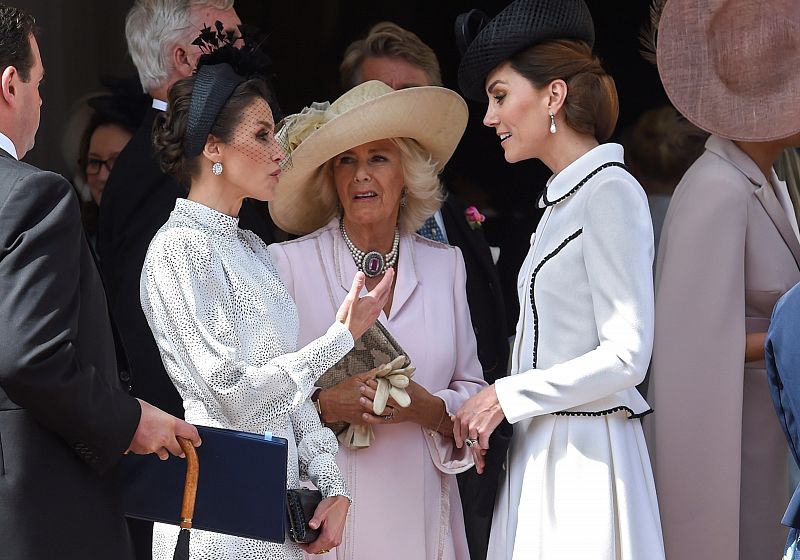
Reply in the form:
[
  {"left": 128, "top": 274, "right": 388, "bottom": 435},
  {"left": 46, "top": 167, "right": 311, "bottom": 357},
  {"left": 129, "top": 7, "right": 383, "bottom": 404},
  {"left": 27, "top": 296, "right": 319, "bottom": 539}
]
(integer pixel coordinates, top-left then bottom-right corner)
[
  {"left": 268, "top": 80, "right": 468, "bottom": 235},
  {"left": 656, "top": 0, "right": 800, "bottom": 142}
]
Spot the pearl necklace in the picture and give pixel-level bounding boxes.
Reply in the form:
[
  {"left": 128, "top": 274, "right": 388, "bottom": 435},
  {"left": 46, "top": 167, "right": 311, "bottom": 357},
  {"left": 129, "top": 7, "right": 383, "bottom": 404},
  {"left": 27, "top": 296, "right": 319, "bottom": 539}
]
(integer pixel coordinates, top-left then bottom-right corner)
[{"left": 340, "top": 220, "right": 399, "bottom": 278}]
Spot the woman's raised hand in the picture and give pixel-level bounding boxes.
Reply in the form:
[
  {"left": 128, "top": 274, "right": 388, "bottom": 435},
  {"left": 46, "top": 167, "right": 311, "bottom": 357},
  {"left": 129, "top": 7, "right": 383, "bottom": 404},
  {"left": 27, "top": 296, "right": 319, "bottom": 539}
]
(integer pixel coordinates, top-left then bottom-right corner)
[{"left": 336, "top": 269, "right": 395, "bottom": 341}]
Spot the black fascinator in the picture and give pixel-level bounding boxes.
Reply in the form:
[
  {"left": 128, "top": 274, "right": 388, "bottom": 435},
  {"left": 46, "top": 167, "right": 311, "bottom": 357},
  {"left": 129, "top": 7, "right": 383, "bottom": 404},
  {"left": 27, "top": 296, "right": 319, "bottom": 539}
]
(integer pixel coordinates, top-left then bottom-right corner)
[
  {"left": 183, "top": 22, "right": 277, "bottom": 156},
  {"left": 456, "top": 0, "right": 595, "bottom": 101}
]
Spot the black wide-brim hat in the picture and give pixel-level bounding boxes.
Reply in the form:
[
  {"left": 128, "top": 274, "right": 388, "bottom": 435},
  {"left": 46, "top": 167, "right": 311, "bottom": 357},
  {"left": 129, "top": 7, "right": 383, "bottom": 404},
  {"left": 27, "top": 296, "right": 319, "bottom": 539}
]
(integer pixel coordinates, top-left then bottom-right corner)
[{"left": 457, "top": 0, "right": 595, "bottom": 102}]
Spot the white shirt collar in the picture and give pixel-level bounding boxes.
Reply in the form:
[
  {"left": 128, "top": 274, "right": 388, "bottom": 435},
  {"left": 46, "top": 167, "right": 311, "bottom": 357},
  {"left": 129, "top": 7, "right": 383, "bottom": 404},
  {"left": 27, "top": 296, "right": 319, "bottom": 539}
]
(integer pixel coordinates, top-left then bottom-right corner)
[
  {"left": 0, "top": 131, "right": 18, "bottom": 160},
  {"left": 539, "top": 143, "right": 625, "bottom": 208},
  {"left": 152, "top": 98, "right": 168, "bottom": 112}
]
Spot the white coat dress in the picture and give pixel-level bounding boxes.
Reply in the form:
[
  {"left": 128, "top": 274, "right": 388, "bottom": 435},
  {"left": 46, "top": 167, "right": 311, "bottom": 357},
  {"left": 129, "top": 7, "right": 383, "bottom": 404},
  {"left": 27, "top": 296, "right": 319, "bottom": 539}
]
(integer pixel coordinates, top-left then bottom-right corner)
[{"left": 488, "top": 144, "right": 665, "bottom": 560}]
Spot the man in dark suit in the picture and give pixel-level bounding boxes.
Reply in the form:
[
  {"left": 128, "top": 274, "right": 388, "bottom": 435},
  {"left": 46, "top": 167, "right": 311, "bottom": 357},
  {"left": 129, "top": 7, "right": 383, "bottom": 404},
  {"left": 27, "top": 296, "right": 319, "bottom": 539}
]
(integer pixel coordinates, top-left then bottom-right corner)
[
  {"left": 339, "top": 21, "right": 510, "bottom": 560},
  {"left": 98, "top": 0, "right": 276, "bottom": 420},
  {"left": 0, "top": 6, "right": 200, "bottom": 559}
]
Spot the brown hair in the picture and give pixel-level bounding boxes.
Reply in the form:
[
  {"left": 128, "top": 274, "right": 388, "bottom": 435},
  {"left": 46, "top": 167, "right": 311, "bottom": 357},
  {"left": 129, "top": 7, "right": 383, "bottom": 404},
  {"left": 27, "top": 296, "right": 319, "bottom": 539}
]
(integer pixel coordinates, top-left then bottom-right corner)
[
  {"left": 153, "top": 75, "right": 272, "bottom": 185},
  {"left": 509, "top": 39, "right": 619, "bottom": 142},
  {"left": 622, "top": 105, "right": 708, "bottom": 191},
  {"left": 340, "top": 21, "right": 442, "bottom": 89}
]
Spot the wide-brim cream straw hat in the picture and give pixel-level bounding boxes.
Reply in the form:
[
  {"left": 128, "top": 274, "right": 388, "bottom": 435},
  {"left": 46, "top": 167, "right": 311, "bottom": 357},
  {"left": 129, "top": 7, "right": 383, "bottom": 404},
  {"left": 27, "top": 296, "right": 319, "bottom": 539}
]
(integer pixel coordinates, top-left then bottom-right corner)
[
  {"left": 656, "top": 0, "right": 800, "bottom": 142},
  {"left": 268, "top": 80, "right": 468, "bottom": 235}
]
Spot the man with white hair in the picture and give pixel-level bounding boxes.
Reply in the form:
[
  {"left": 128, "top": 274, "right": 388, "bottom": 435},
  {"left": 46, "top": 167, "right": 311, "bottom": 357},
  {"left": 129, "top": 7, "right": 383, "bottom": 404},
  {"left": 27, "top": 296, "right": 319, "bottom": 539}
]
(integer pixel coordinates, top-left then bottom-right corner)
[{"left": 96, "top": 2, "right": 275, "bottom": 558}]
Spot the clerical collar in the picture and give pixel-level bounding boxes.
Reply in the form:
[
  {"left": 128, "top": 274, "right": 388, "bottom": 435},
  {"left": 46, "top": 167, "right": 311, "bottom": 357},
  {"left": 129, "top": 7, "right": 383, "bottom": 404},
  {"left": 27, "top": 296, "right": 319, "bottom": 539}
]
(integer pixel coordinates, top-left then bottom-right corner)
[{"left": 152, "top": 98, "right": 168, "bottom": 112}]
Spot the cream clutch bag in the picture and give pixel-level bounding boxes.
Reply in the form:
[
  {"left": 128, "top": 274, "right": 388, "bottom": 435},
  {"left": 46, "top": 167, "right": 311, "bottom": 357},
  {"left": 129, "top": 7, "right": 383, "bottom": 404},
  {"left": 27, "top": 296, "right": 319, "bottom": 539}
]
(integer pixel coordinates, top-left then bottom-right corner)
[{"left": 318, "top": 322, "right": 413, "bottom": 448}]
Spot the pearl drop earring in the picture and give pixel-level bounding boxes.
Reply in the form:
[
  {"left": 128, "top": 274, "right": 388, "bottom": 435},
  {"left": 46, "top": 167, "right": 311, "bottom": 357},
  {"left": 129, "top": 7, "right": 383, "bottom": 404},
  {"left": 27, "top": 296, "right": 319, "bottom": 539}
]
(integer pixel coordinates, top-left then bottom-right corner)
[{"left": 549, "top": 110, "right": 557, "bottom": 134}]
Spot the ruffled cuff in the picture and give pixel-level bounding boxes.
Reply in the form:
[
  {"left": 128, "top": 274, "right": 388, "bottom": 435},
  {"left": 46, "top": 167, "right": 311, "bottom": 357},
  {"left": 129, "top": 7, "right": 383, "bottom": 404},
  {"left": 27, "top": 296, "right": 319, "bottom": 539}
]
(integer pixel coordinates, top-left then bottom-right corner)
[
  {"left": 422, "top": 428, "right": 474, "bottom": 474},
  {"left": 307, "top": 453, "right": 351, "bottom": 501},
  {"left": 422, "top": 395, "right": 473, "bottom": 474}
]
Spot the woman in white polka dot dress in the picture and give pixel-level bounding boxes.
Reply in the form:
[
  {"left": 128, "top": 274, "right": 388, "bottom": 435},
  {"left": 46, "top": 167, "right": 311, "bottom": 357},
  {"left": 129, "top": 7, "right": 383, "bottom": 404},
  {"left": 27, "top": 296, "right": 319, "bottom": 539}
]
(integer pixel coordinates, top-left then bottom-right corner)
[{"left": 139, "top": 57, "right": 392, "bottom": 559}]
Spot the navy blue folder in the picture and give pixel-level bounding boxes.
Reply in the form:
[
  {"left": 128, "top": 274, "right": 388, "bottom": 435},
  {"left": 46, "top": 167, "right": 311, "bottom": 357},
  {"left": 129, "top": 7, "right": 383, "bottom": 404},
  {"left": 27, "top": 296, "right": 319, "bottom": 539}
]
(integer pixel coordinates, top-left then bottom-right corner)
[{"left": 120, "top": 425, "right": 289, "bottom": 543}]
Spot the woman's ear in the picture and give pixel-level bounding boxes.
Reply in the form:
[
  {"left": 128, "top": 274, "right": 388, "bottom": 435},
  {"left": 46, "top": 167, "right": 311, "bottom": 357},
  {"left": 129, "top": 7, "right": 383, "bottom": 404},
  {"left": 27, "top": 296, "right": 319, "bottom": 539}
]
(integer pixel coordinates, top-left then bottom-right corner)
[
  {"left": 203, "top": 134, "right": 222, "bottom": 157},
  {"left": 202, "top": 135, "right": 224, "bottom": 168},
  {"left": 547, "top": 79, "right": 568, "bottom": 114}
]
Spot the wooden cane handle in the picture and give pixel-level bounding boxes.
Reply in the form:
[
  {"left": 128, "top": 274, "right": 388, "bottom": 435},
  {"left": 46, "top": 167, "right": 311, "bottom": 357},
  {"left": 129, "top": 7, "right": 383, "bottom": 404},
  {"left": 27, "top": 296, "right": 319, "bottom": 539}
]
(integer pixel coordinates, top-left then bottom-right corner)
[{"left": 177, "top": 436, "right": 199, "bottom": 529}]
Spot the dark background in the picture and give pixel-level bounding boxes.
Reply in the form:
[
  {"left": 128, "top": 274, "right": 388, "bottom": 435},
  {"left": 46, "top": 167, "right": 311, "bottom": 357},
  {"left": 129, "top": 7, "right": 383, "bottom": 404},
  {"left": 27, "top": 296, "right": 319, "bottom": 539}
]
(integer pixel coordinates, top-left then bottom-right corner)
[{"left": 18, "top": 0, "right": 667, "bottom": 318}]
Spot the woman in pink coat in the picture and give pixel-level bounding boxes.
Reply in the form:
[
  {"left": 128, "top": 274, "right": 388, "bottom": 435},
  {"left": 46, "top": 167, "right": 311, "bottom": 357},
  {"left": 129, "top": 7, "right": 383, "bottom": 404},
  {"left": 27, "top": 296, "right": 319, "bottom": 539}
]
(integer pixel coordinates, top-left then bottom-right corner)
[
  {"left": 267, "top": 80, "right": 487, "bottom": 559},
  {"left": 649, "top": 0, "right": 800, "bottom": 558}
]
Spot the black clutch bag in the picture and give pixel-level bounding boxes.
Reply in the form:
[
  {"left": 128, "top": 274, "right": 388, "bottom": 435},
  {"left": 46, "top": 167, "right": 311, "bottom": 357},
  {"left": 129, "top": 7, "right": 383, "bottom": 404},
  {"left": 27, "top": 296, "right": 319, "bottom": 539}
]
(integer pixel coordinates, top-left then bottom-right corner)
[{"left": 286, "top": 488, "right": 322, "bottom": 544}]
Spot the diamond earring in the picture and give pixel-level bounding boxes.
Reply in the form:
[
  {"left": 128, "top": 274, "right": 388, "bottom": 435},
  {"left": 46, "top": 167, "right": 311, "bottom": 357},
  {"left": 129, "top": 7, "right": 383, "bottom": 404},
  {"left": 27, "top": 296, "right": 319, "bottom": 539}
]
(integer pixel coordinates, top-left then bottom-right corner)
[
  {"left": 212, "top": 162, "right": 223, "bottom": 175},
  {"left": 549, "top": 110, "right": 557, "bottom": 134},
  {"left": 400, "top": 187, "right": 408, "bottom": 208}
]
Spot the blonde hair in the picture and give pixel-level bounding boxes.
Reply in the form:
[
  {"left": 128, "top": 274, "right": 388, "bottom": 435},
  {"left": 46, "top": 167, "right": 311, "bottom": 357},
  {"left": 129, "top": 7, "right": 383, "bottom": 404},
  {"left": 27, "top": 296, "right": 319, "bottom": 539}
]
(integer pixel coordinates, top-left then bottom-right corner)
[
  {"left": 314, "top": 137, "right": 443, "bottom": 234},
  {"left": 340, "top": 22, "right": 442, "bottom": 89},
  {"left": 126, "top": 0, "right": 234, "bottom": 92}
]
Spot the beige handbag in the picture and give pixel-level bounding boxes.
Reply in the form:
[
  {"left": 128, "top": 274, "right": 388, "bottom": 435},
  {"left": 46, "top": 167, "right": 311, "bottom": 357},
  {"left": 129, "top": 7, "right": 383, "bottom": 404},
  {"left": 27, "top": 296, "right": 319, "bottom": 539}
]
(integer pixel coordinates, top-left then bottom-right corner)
[{"left": 315, "top": 238, "right": 413, "bottom": 448}]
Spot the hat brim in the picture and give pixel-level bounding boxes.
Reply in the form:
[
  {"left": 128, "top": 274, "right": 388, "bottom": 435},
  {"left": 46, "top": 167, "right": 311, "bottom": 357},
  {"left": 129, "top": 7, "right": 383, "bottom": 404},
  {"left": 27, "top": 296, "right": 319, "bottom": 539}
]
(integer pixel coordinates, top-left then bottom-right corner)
[
  {"left": 269, "top": 86, "right": 467, "bottom": 235},
  {"left": 657, "top": 0, "right": 800, "bottom": 142}
]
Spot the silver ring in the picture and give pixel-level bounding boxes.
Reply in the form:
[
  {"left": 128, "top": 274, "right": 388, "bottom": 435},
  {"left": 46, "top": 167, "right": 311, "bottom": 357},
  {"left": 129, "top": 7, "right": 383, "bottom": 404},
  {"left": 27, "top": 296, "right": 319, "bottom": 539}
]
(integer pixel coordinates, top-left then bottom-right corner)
[
  {"left": 465, "top": 438, "right": 478, "bottom": 448},
  {"left": 383, "top": 410, "right": 394, "bottom": 421}
]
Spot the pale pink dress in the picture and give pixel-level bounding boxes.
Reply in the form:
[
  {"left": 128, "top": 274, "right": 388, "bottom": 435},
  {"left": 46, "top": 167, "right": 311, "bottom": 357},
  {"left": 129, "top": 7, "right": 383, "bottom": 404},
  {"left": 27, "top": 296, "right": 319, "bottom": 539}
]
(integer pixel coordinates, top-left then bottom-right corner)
[{"left": 270, "top": 219, "right": 487, "bottom": 560}]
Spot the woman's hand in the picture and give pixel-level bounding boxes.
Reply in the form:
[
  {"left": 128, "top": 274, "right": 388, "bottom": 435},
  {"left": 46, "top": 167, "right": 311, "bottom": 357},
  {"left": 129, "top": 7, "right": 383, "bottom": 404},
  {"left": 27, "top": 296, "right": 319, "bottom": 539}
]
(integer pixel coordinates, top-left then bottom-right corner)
[
  {"left": 336, "top": 270, "right": 395, "bottom": 340},
  {"left": 317, "top": 369, "right": 381, "bottom": 425},
  {"left": 360, "top": 380, "right": 488, "bottom": 472},
  {"left": 298, "top": 495, "right": 350, "bottom": 556},
  {"left": 453, "top": 384, "right": 505, "bottom": 451},
  {"left": 745, "top": 331, "right": 767, "bottom": 363},
  {"left": 358, "top": 379, "right": 448, "bottom": 432}
]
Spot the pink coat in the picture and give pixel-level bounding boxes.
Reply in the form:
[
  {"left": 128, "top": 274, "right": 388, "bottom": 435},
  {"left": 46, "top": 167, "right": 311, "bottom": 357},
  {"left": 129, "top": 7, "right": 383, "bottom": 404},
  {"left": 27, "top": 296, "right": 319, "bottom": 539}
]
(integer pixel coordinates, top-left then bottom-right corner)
[
  {"left": 650, "top": 136, "right": 800, "bottom": 559},
  {"left": 269, "top": 218, "right": 487, "bottom": 560}
]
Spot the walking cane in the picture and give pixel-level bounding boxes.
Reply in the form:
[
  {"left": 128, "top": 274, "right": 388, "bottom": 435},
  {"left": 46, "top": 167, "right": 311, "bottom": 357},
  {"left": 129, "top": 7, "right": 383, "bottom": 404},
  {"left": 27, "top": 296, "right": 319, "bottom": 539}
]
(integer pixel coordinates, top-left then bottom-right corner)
[{"left": 173, "top": 437, "right": 199, "bottom": 560}]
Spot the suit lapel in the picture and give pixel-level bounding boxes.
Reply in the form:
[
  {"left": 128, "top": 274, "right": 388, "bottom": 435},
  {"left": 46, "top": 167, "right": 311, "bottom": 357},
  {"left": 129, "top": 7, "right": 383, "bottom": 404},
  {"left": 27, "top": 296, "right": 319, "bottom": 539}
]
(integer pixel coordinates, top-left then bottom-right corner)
[
  {"left": 754, "top": 183, "right": 800, "bottom": 269},
  {"left": 440, "top": 196, "right": 495, "bottom": 272},
  {"left": 708, "top": 136, "right": 800, "bottom": 269},
  {"left": 387, "top": 235, "right": 419, "bottom": 318}
]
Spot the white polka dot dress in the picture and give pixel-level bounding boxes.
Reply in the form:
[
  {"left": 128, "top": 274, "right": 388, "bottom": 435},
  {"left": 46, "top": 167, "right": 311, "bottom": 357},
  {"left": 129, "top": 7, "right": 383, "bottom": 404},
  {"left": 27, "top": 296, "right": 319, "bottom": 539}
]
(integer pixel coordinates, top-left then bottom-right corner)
[{"left": 141, "top": 198, "right": 353, "bottom": 560}]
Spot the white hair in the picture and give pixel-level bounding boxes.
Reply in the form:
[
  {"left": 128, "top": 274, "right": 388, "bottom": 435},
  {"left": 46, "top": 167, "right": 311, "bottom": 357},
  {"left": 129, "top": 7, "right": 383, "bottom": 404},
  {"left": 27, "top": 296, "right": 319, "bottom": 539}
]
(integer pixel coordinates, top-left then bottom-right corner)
[{"left": 125, "top": 0, "right": 234, "bottom": 93}]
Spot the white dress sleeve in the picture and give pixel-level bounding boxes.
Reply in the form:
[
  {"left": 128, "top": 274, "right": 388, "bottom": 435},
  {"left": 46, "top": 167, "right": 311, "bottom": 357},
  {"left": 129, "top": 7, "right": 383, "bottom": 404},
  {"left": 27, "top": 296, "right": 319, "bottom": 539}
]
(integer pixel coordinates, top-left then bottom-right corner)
[
  {"left": 495, "top": 178, "right": 655, "bottom": 423},
  {"left": 140, "top": 229, "right": 354, "bottom": 424},
  {"left": 290, "top": 400, "right": 350, "bottom": 499}
]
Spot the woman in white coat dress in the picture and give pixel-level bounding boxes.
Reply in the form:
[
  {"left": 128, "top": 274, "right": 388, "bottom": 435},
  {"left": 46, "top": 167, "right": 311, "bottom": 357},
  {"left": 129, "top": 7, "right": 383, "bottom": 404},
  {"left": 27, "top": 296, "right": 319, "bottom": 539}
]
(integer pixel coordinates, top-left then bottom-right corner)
[{"left": 452, "top": 1, "right": 665, "bottom": 559}]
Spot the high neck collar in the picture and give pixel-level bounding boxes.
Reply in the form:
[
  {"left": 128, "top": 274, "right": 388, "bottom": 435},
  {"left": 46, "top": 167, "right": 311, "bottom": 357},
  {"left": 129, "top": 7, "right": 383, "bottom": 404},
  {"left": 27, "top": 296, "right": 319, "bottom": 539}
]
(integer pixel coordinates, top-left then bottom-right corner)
[
  {"left": 539, "top": 143, "right": 625, "bottom": 208},
  {"left": 174, "top": 198, "right": 239, "bottom": 235}
]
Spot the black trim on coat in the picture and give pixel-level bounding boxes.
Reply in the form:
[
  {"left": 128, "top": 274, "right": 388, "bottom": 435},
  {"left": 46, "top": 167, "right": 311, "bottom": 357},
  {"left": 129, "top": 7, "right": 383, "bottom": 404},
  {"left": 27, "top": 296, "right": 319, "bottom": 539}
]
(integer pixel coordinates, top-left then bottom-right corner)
[
  {"left": 552, "top": 406, "right": 654, "bottom": 419},
  {"left": 529, "top": 228, "right": 583, "bottom": 368},
  {"left": 540, "top": 162, "right": 627, "bottom": 207}
]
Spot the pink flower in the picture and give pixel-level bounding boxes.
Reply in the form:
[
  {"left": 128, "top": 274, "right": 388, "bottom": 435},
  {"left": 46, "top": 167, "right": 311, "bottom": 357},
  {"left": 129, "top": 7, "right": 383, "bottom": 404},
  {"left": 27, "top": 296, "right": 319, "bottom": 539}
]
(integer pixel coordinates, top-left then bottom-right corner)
[{"left": 465, "top": 206, "right": 486, "bottom": 229}]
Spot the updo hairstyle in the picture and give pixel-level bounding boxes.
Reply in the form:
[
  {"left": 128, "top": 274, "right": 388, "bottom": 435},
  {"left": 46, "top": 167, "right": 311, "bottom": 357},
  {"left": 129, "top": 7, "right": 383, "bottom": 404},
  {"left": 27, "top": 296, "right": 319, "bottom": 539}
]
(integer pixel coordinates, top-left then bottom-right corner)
[
  {"left": 509, "top": 39, "right": 619, "bottom": 142},
  {"left": 153, "top": 75, "right": 273, "bottom": 185}
]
